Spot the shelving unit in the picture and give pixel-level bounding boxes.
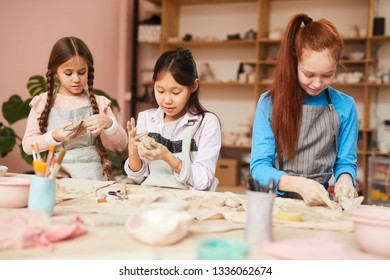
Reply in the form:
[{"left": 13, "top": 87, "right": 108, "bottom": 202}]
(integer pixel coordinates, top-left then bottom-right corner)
[
  {"left": 134, "top": 0, "right": 390, "bottom": 198},
  {"left": 367, "top": 156, "right": 390, "bottom": 206}
]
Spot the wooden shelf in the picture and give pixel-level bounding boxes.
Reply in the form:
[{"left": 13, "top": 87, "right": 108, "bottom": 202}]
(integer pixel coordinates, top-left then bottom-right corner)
[
  {"left": 368, "top": 35, "right": 390, "bottom": 42},
  {"left": 367, "top": 83, "right": 390, "bottom": 88},
  {"left": 358, "top": 127, "right": 374, "bottom": 132},
  {"left": 340, "top": 59, "right": 374, "bottom": 64},
  {"left": 166, "top": 0, "right": 257, "bottom": 5},
  {"left": 163, "top": 39, "right": 256, "bottom": 47},
  {"left": 332, "top": 82, "right": 367, "bottom": 87},
  {"left": 222, "top": 144, "right": 251, "bottom": 149},
  {"left": 136, "top": 0, "right": 388, "bottom": 200},
  {"left": 202, "top": 82, "right": 255, "bottom": 87}
]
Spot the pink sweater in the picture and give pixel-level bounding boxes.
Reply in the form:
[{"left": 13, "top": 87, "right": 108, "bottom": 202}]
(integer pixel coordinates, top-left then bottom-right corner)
[{"left": 22, "top": 92, "right": 128, "bottom": 154}]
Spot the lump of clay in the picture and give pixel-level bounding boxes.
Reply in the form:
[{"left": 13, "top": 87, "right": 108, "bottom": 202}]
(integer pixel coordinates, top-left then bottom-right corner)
[
  {"left": 141, "top": 196, "right": 190, "bottom": 212},
  {"left": 125, "top": 209, "right": 194, "bottom": 245},
  {"left": 274, "top": 212, "right": 303, "bottom": 222},
  {"left": 339, "top": 196, "right": 364, "bottom": 211},
  {"left": 63, "top": 120, "right": 85, "bottom": 137},
  {"left": 139, "top": 135, "right": 156, "bottom": 150},
  {"left": 225, "top": 197, "right": 241, "bottom": 208}
]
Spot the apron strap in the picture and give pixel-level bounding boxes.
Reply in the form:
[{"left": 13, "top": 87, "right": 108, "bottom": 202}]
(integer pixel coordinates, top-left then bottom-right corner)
[{"left": 181, "top": 121, "right": 195, "bottom": 162}]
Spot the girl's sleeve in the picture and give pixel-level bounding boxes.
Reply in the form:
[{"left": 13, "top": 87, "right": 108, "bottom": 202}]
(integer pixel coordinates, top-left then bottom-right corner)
[
  {"left": 185, "top": 113, "right": 222, "bottom": 191},
  {"left": 99, "top": 96, "right": 128, "bottom": 151},
  {"left": 250, "top": 93, "right": 287, "bottom": 187},
  {"left": 22, "top": 95, "right": 53, "bottom": 154},
  {"left": 334, "top": 96, "right": 358, "bottom": 185}
]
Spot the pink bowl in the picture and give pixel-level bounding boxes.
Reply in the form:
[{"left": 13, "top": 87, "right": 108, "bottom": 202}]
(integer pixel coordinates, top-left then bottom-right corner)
[
  {"left": 348, "top": 207, "right": 390, "bottom": 258},
  {"left": 0, "top": 177, "right": 31, "bottom": 208},
  {"left": 349, "top": 206, "right": 390, "bottom": 222}
]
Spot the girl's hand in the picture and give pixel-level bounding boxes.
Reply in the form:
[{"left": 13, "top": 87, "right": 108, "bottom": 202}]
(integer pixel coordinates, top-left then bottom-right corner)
[
  {"left": 334, "top": 174, "right": 357, "bottom": 200},
  {"left": 138, "top": 140, "right": 169, "bottom": 161},
  {"left": 53, "top": 121, "right": 80, "bottom": 142},
  {"left": 83, "top": 114, "right": 112, "bottom": 134},
  {"left": 296, "top": 177, "right": 335, "bottom": 209},
  {"left": 126, "top": 118, "right": 146, "bottom": 156}
]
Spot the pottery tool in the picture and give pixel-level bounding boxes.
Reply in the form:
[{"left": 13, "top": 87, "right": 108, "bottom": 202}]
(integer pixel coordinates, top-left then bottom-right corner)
[
  {"left": 108, "top": 190, "right": 126, "bottom": 200},
  {"left": 44, "top": 145, "right": 55, "bottom": 177},
  {"left": 49, "top": 148, "right": 66, "bottom": 179},
  {"left": 247, "top": 176, "right": 257, "bottom": 191},
  {"left": 247, "top": 176, "right": 277, "bottom": 194}
]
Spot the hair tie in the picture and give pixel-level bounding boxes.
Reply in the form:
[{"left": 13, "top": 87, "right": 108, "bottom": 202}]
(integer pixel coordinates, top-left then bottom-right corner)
[{"left": 303, "top": 17, "right": 312, "bottom": 26}]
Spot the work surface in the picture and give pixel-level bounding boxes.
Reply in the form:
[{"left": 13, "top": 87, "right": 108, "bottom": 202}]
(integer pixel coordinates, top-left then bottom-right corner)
[{"left": 0, "top": 176, "right": 375, "bottom": 260}]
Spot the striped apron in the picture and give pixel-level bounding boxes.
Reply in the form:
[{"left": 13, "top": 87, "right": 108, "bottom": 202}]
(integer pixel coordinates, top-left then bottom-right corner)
[
  {"left": 47, "top": 89, "right": 105, "bottom": 181},
  {"left": 276, "top": 89, "right": 339, "bottom": 199}
]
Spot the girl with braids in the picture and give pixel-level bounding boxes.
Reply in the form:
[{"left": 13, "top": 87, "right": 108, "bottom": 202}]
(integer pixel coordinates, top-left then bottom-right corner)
[
  {"left": 250, "top": 14, "right": 358, "bottom": 208},
  {"left": 124, "top": 47, "right": 221, "bottom": 191},
  {"left": 22, "top": 36, "right": 127, "bottom": 180}
]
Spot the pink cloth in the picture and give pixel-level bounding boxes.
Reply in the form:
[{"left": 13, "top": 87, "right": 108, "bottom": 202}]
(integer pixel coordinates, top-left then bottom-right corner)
[
  {"left": 263, "top": 231, "right": 378, "bottom": 260},
  {"left": 0, "top": 210, "right": 86, "bottom": 252}
]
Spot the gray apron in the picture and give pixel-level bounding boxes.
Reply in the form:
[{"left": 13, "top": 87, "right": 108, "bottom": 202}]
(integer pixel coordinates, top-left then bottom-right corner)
[
  {"left": 275, "top": 89, "right": 339, "bottom": 199},
  {"left": 142, "top": 121, "right": 219, "bottom": 191},
  {"left": 47, "top": 89, "right": 105, "bottom": 181}
]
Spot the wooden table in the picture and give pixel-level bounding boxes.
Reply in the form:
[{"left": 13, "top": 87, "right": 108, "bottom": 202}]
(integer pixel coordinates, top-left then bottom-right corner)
[{"left": 0, "top": 176, "right": 364, "bottom": 260}]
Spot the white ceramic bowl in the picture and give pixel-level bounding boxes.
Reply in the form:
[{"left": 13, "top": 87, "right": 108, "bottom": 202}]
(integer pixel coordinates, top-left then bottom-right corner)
[
  {"left": 0, "top": 177, "right": 31, "bottom": 208},
  {"left": 0, "top": 165, "right": 8, "bottom": 177},
  {"left": 125, "top": 209, "right": 194, "bottom": 245},
  {"left": 349, "top": 207, "right": 390, "bottom": 258}
]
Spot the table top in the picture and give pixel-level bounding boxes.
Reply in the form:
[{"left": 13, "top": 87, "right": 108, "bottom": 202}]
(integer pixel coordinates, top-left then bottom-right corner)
[{"left": 0, "top": 175, "right": 371, "bottom": 260}]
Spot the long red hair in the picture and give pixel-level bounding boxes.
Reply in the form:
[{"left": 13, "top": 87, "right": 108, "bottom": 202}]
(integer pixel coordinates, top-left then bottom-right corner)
[{"left": 269, "top": 13, "right": 343, "bottom": 162}]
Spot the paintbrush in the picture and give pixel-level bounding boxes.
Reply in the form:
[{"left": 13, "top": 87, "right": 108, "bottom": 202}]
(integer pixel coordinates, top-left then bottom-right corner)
[
  {"left": 44, "top": 145, "right": 55, "bottom": 177},
  {"left": 33, "top": 159, "right": 46, "bottom": 176},
  {"left": 49, "top": 148, "right": 66, "bottom": 179}
]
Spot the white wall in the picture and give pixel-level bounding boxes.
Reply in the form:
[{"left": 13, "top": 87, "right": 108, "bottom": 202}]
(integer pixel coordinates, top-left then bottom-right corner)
[{"left": 0, "top": 0, "right": 131, "bottom": 173}]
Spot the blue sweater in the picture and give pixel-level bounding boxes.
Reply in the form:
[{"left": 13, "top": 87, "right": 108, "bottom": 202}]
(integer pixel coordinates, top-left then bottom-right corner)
[{"left": 250, "top": 86, "right": 358, "bottom": 188}]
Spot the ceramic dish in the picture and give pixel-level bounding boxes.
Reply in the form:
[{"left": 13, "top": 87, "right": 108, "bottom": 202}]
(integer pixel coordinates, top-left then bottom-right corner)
[
  {"left": 125, "top": 209, "right": 194, "bottom": 245},
  {"left": 348, "top": 206, "right": 390, "bottom": 222},
  {"left": 348, "top": 207, "right": 390, "bottom": 258},
  {"left": 0, "top": 177, "right": 31, "bottom": 208},
  {"left": 0, "top": 165, "right": 8, "bottom": 177}
]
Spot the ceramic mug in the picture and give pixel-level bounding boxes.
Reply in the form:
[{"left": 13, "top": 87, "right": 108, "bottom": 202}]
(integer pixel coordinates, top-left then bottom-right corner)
[
  {"left": 28, "top": 176, "right": 56, "bottom": 216},
  {"left": 245, "top": 190, "right": 275, "bottom": 244}
]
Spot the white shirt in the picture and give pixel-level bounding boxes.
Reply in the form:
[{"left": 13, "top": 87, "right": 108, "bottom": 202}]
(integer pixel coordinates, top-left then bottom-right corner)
[{"left": 124, "top": 107, "right": 221, "bottom": 191}]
